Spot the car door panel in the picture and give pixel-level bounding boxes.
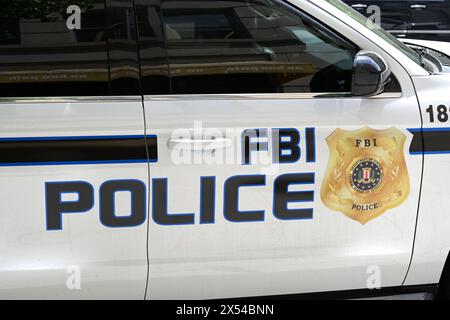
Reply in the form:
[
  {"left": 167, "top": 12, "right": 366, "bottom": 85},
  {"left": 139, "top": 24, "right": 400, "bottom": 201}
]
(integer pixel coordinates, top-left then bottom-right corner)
[
  {"left": 143, "top": 0, "right": 423, "bottom": 299},
  {"left": 144, "top": 94, "right": 421, "bottom": 299},
  {"left": 0, "top": 100, "right": 148, "bottom": 299},
  {"left": 404, "top": 75, "right": 450, "bottom": 286},
  {"left": 0, "top": 0, "right": 148, "bottom": 299}
]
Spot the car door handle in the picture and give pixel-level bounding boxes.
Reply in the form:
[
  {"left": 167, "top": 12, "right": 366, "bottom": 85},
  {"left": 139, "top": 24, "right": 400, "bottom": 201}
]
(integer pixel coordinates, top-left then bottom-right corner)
[
  {"left": 351, "top": 4, "right": 368, "bottom": 10},
  {"left": 167, "top": 138, "right": 232, "bottom": 151},
  {"left": 410, "top": 4, "right": 427, "bottom": 9}
]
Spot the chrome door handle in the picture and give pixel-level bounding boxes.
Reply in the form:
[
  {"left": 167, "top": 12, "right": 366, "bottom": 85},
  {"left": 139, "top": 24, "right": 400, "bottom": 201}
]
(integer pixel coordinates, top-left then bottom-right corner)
[
  {"left": 410, "top": 4, "right": 427, "bottom": 9},
  {"left": 167, "top": 138, "right": 232, "bottom": 151},
  {"left": 351, "top": 4, "right": 368, "bottom": 9}
]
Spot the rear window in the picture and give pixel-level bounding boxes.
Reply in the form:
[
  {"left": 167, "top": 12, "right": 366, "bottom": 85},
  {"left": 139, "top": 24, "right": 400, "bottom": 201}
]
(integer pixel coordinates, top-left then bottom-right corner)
[{"left": 0, "top": 0, "right": 140, "bottom": 98}]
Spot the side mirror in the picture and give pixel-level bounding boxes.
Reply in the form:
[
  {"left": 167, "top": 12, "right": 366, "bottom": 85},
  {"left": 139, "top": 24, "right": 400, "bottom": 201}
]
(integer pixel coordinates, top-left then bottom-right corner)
[{"left": 351, "top": 50, "right": 391, "bottom": 97}]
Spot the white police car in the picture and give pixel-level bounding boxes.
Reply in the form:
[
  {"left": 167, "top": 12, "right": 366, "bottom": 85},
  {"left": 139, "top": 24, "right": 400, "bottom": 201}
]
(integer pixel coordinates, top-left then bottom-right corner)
[{"left": 0, "top": 0, "right": 450, "bottom": 300}]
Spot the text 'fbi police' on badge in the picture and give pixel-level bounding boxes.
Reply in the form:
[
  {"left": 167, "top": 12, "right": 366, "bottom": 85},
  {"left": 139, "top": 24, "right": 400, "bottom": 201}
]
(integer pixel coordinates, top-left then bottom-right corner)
[
  {"left": 321, "top": 127, "right": 410, "bottom": 224},
  {"left": 45, "top": 128, "right": 317, "bottom": 230}
]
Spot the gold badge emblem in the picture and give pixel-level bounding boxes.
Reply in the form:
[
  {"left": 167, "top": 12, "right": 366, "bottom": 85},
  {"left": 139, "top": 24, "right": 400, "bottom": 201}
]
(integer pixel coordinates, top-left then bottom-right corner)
[{"left": 321, "top": 127, "right": 410, "bottom": 224}]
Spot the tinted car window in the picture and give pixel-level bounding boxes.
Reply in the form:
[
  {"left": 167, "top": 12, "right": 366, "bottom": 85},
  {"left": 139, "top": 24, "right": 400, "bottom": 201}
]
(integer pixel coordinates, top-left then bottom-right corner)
[
  {"left": 107, "top": 1, "right": 141, "bottom": 96},
  {"left": 0, "top": 1, "right": 109, "bottom": 97},
  {"left": 135, "top": 0, "right": 171, "bottom": 95},
  {"left": 161, "top": 0, "right": 358, "bottom": 94},
  {"left": 327, "top": 0, "right": 421, "bottom": 65},
  {"left": 0, "top": 0, "right": 141, "bottom": 98}
]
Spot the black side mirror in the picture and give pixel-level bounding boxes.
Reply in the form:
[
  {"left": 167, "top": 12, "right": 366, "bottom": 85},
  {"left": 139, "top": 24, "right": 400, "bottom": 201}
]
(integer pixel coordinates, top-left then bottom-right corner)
[{"left": 351, "top": 50, "right": 391, "bottom": 97}]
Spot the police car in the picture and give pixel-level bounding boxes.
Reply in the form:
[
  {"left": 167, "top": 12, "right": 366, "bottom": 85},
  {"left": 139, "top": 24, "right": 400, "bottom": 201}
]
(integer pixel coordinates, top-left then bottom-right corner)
[{"left": 0, "top": 0, "right": 450, "bottom": 300}]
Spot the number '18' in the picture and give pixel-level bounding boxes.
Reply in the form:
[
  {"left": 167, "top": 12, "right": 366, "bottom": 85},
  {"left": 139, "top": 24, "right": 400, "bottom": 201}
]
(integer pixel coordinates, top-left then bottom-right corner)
[{"left": 426, "top": 105, "right": 449, "bottom": 123}]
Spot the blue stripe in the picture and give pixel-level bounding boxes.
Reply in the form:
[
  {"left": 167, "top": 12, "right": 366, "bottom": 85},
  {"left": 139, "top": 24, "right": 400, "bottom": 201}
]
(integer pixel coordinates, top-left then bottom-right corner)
[
  {"left": 423, "top": 151, "right": 450, "bottom": 155},
  {"left": 422, "top": 127, "right": 450, "bottom": 132},
  {"left": 411, "top": 151, "right": 450, "bottom": 155},
  {"left": 408, "top": 127, "right": 450, "bottom": 133},
  {"left": 0, "top": 159, "right": 157, "bottom": 167},
  {"left": 0, "top": 134, "right": 156, "bottom": 142}
]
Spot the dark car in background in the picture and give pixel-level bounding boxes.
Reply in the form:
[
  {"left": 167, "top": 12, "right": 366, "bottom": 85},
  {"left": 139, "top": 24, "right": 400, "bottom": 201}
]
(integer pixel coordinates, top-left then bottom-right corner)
[{"left": 343, "top": 0, "right": 450, "bottom": 42}]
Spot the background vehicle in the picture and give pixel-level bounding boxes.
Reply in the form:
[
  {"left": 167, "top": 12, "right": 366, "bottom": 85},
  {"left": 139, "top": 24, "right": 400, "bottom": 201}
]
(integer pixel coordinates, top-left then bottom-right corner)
[{"left": 343, "top": 0, "right": 450, "bottom": 42}]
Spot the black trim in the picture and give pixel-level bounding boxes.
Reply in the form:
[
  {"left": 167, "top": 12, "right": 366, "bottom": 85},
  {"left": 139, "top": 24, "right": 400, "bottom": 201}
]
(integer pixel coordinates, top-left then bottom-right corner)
[
  {"left": 0, "top": 135, "right": 157, "bottom": 166},
  {"left": 437, "top": 251, "right": 450, "bottom": 300},
  {"left": 409, "top": 128, "right": 450, "bottom": 155},
  {"left": 223, "top": 284, "right": 438, "bottom": 301}
]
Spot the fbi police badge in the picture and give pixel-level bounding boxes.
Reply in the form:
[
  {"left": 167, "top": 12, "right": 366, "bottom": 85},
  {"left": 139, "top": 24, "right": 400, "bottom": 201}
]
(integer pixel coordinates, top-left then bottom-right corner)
[{"left": 321, "top": 127, "right": 410, "bottom": 224}]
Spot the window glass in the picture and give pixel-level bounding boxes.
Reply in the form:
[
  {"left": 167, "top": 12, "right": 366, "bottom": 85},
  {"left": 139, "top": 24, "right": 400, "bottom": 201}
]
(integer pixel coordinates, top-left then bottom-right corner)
[
  {"left": 0, "top": 1, "right": 109, "bottom": 97},
  {"left": 161, "top": 0, "right": 358, "bottom": 94},
  {"left": 107, "top": 0, "right": 141, "bottom": 96},
  {"left": 325, "top": 0, "right": 422, "bottom": 66},
  {"left": 135, "top": 0, "right": 171, "bottom": 95}
]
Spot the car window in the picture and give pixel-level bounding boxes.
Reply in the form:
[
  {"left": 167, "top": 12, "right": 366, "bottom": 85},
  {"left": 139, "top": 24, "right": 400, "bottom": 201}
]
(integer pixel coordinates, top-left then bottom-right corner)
[
  {"left": 161, "top": 0, "right": 359, "bottom": 94},
  {"left": 325, "top": 0, "right": 422, "bottom": 66},
  {"left": 135, "top": 0, "right": 171, "bottom": 95},
  {"left": 0, "top": 0, "right": 140, "bottom": 98}
]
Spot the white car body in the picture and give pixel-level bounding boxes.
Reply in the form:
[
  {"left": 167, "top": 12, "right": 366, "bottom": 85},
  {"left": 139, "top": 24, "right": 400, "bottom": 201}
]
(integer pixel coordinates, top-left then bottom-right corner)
[{"left": 0, "top": 0, "right": 450, "bottom": 299}]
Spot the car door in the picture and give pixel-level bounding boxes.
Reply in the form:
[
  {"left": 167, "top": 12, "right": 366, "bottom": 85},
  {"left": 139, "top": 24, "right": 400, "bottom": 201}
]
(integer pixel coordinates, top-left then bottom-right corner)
[
  {"left": 141, "top": 0, "right": 423, "bottom": 299},
  {"left": 0, "top": 0, "right": 148, "bottom": 299}
]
